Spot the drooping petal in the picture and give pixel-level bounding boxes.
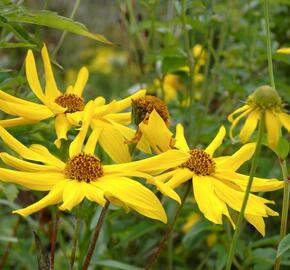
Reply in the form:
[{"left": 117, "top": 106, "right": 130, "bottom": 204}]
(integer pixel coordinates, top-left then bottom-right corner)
[
  {"left": 13, "top": 181, "right": 66, "bottom": 216},
  {"left": 192, "top": 176, "right": 225, "bottom": 224},
  {"left": 138, "top": 110, "right": 172, "bottom": 154},
  {"left": 239, "top": 110, "right": 260, "bottom": 143},
  {"left": 265, "top": 110, "right": 280, "bottom": 149},
  {"left": 227, "top": 104, "right": 250, "bottom": 122},
  {"left": 84, "top": 128, "right": 101, "bottom": 155},
  {"left": 245, "top": 214, "right": 265, "bottom": 236},
  {"left": 54, "top": 114, "right": 71, "bottom": 148},
  {"left": 0, "top": 117, "right": 38, "bottom": 128},
  {"left": 69, "top": 67, "right": 89, "bottom": 97},
  {"left": 155, "top": 170, "right": 178, "bottom": 182},
  {"left": 59, "top": 181, "right": 85, "bottom": 211},
  {"left": 0, "top": 168, "right": 65, "bottom": 191},
  {"left": 216, "top": 143, "right": 256, "bottom": 172},
  {"left": 41, "top": 44, "right": 61, "bottom": 100},
  {"left": 279, "top": 112, "right": 290, "bottom": 132},
  {"left": 0, "top": 153, "right": 61, "bottom": 172},
  {"left": 174, "top": 124, "right": 189, "bottom": 152},
  {"left": 166, "top": 168, "right": 193, "bottom": 189},
  {"left": 205, "top": 126, "right": 226, "bottom": 156},
  {"left": 105, "top": 149, "right": 190, "bottom": 174},
  {"left": 94, "top": 177, "right": 167, "bottom": 223},
  {"left": 214, "top": 170, "right": 284, "bottom": 192},
  {"left": 0, "top": 90, "right": 39, "bottom": 105},
  {"left": 229, "top": 108, "right": 252, "bottom": 140},
  {"left": 84, "top": 183, "right": 106, "bottom": 206},
  {"left": 105, "top": 112, "right": 131, "bottom": 125}
]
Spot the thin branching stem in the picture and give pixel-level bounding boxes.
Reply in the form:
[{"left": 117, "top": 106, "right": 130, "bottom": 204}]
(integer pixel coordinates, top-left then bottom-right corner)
[{"left": 50, "top": 209, "right": 60, "bottom": 270}]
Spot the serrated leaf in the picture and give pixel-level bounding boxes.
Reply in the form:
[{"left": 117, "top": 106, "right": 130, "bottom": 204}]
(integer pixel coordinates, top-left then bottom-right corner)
[
  {"left": 4, "top": 8, "right": 111, "bottom": 44},
  {"left": 277, "top": 234, "right": 290, "bottom": 258}
]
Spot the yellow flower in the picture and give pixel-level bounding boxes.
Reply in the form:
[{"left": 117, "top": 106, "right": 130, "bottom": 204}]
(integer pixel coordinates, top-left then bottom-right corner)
[
  {"left": 0, "top": 126, "right": 190, "bottom": 221},
  {"left": 276, "top": 48, "right": 290, "bottom": 54},
  {"left": 228, "top": 85, "right": 290, "bottom": 148},
  {"left": 157, "top": 124, "right": 283, "bottom": 236}
]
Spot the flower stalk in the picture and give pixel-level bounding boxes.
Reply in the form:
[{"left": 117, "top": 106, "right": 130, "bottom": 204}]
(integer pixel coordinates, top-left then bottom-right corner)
[{"left": 225, "top": 113, "right": 265, "bottom": 270}]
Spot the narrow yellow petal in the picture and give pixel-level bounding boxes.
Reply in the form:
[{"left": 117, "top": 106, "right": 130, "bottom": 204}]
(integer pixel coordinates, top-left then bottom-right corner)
[
  {"left": 166, "top": 168, "right": 193, "bottom": 189},
  {"left": 0, "top": 153, "right": 61, "bottom": 172},
  {"left": 155, "top": 170, "right": 178, "bottom": 182},
  {"left": 95, "top": 177, "right": 167, "bottom": 223},
  {"left": 138, "top": 109, "right": 173, "bottom": 154},
  {"left": 70, "top": 67, "right": 89, "bottom": 97},
  {"left": 229, "top": 108, "right": 252, "bottom": 140},
  {"left": 54, "top": 114, "right": 71, "bottom": 148},
  {"left": 0, "top": 117, "right": 38, "bottom": 128},
  {"left": 84, "top": 128, "right": 101, "bottom": 155},
  {"left": 174, "top": 124, "right": 189, "bottom": 152},
  {"left": 105, "top": 149, "right": 190, "bottom": 174},
  {"left": 0, "top": 90, "right": 38, "bottom": 105},
  {"left": 216, "top": 143, "right": 256, "bottom": 172},
  {"left": 228, "top": 104, "right": 250, "bottom": 122},
  {"left": 265, "top": 110, "right": 280, "bottom": 148},
  {"left": 85, "top": 183, "right": 106, "bottom": 206},
  {"left": 105, "top": 112, "right": 131, "bottom": 125},
  {"left": 0, "top": 168, "right": 65, "bottom": 191},
  {"left": 276, "top": 47, "right": 290, "bottom": 54},
  {"left": 41, "top": 44, "right": 61, "bottom": 100},
  {"left": 245, "top": 214, "right": 265, "bottom": 236},
  {"left": 205, "top": 126, "right": 226, "bottom": 156},
  {"left": 192, "top": 176, "right": 224, "bottom": 224},
  {"left": 279, "top": 112, "right": 290, "bottom": 132},
  {"left": 66, "top": 111, "right": 83, "bottom": 125},
  {"left": 13, "top": 181, "right": 66, "bottom": 216},
  {"left": 136, "top": 134, "right": 152, "bottom": 154},
  {"left": 239, "top": 110, "right": 260, "bottom": 143},
  {"left": 59, "top": 181, "right": 85, "bottom": 211}
]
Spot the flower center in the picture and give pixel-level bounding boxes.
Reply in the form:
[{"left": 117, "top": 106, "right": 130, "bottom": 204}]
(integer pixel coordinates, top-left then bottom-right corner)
[
  {"left": 55, "top": 93, "right": 85, "bottom": 113},
  {"left": 246, "top": 85, "right": 282, "bottom": 111},
  {"left": 181, "top": 149, "right": 215, "bottom": 175},
  {"left": 131, "top": 95, "right": 170, "bottom": 126},
  {"left": 64, "top": 153, "right": 103, "bottom": 183}
]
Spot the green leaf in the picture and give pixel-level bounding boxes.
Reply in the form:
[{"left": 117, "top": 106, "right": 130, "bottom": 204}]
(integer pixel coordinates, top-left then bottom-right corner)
[
  {"left": 4, "top": 8, "right": 111, "bottom": 44},
  {"left": 0, "top": 236, "right": 18, "bottom": 243},
  {"left": 0, "top": 42, "right": 36, "bottom": 48},
  {"left": 277, "top": 234, "right": 290, "bottom": 258},
  {"left": 92, "top": 260, "right": 142, "bottom": 270},
  {"left": 262, "top": 135, "right": 290, "bottom": 159}
]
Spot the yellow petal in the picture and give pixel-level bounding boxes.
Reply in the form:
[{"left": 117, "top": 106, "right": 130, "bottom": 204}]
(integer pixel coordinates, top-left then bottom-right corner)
[
  {"left": 59, "top": 181, "right": 85, "bottom": 211},
  {"left": 174, "top": 124, "right": 189, "bottom": 152},
  {"left": 0, "top": 99, "right": 53, "bottom": 120},
  {"left": 214, "top": 170, "right": 284, "bottom": 192},
  {"left": 228, "top": 104, "right": 250, "bottom": 122},
  {"left": 95, "top": 177, "right": 167, "bottom": 223},
  {"left": 155, "top": 170, "right": 178, "bottom": 182},
  {"left": 105, "top": 149, "right": 190, "bottom": 174},
  {"left": 106, "top": 121, "right": 135, "bottom": 141},
  {"left": 192, "top": 176, "right": 224, "bottom": 224},
  {"left": 138, "top": 110, "right": 173, "bottom": 154},
  {"left": 216, "top": 143, "right": 256, "bottom": 172},
  {"left": 84, "top": 128, "right": 101, "bottom": 155},
  {"left": 245, "top": 214, "right": 265, "bottom": 236},
  {"left": 41, "top": 44, "right": 61, "bottom": 100},
  {"left": 0, "top": 153, "right": 60, "bottom": 172},
  {"left": 54, "top": 114, "right": 71, "bottom": 148},
  {"left": 105, "top": 112, "right": 131, "bottom": 125},
  {"left": 29, "top": 144, "right": 65, "bottom": 169},
  {"left": 239, "top": 110, "right": 260, "bottom": 143},
  {"left": 0, "top": 117, "right": 38, "bottom": 128},
  {"left": 0, "top": 168, "right": 65, "bottom": 191},
  {"left": 84, "top": 183, "right": 106, "bottom": 206},
  {"left": 66, "top": 111, "right": 83, "bottom": 125},
  {"left": 276, "top": 47, "right": 290, "bottom": 54},
  {"left": 70, "top": 67, "right": 89, "bottom": 97},
  {"left": 136, "top": 133, "right": 152, "bottom": 154},
  {"left": 166, "top": 168, "right": 193, "bottom": 189},
  {"left": 266, "top": 110, "right": 280, "bottom": 149},
  {"left": 0, "top": 90, "right": 38, "bottom": 105},
  {"left": 13, "top": 181, "right": 66, "bottom": 216},
  {"left": 205, "top": 126, "right": 226, "bottom": 156},
  {"left": 229, "top": 108, "right": 252, "bottom": 140},
  {"left": 279, "top": 112, "right": 290, "bottom": 132}
]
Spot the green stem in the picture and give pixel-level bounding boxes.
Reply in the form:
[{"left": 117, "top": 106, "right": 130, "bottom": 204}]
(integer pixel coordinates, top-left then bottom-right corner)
[
  {"left": 70, "top": 203, "right": 83, "bottom": 270},
  {"left": 274, "top": 160, "right": 289, "bottom": 270},
  {"left": 225, "top": 114, "right": 265, "bottom": 270},
  {"left": 52, "top": 0, "right": 81, "bottom": 58},
  {"left": 180, "top": 0, "right": 195, "bottom": 142},
  {"left": 263, "top": 0, "right": 275, "bottom": 89}
]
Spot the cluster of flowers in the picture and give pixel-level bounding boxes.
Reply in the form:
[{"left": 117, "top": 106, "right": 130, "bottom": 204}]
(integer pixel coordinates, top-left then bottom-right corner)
[{"left": 0, "top": 45, "right": 289, "bottom": 237}]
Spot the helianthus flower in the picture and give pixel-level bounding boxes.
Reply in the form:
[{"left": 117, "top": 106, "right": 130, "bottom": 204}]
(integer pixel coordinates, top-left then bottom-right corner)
[
  {"left": 157, "top": 124, "right": 283, "bottom": 236},
  {"left": 0, "top": 125, "right": 190, "bottom": 221},
  {"left": 228, "top": 85, "right": 290, "bottom": 148},
  {"left": 130, "top": 95, "right": 174, "bottom": 154}
]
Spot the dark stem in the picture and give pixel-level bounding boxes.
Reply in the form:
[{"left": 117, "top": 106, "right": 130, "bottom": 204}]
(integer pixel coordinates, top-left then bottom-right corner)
[
  {"left": 0, "top": 216, "right": 21, "bottom": 269},
  {"left": 144, "top": 184, "right": 191, "bottom": 270},
  {"left": 50, "top": 209, "right": 60, "bottom": 270},
  {"left": 82, "top": 201, "right": 110, "bottom": 270}
]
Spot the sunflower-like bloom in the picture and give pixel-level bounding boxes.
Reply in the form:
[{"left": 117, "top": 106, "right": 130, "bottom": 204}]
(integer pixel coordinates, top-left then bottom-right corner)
[
  {"left": 0, "top": 44, "right": 145, "bottom": 151},
  {"left": 157, "top": 124, "right": 283, "bottom": 236},
  {"left": 228, "top": 85, "right": 290, "bottom": 148},
  {"left": 130, "top": 95, "right": 174, "bottom": 154},
  {"left": 0, "top": 125, "right": 190, "bottom": 222}
]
